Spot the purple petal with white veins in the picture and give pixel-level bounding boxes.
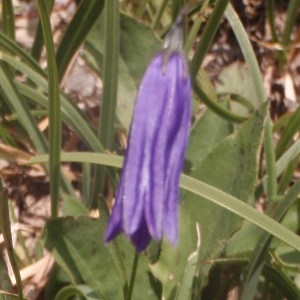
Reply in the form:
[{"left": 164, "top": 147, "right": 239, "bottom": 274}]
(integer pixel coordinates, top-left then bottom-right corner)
[{"left": 105, "top": 50, "right": 191, "bottom": 252}]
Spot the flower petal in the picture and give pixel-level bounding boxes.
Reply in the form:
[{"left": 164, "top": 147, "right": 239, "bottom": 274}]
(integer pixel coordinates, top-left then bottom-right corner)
[{"left": 104, "top": 39, "right": 191, "bottom": 252}]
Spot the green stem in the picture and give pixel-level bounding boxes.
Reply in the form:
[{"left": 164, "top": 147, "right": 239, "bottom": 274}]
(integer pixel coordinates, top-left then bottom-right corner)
[{"left": 126, "top": 252, "right": 139, "bottom": 300}]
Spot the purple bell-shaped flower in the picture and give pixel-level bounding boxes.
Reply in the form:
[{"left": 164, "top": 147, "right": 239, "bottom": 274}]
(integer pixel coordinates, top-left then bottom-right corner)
[{"left": 105, "top": 13, "right": 191, "bottom": 252}]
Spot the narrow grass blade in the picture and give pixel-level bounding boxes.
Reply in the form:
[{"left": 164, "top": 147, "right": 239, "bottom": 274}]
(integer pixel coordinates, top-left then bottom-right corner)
[
  {"left": 263, "top": 116, "right": 277, "bottom": 201},
  {"left": 82, "top": 163, "right": 91, "bottom": 205},
  {"left": 2, "top": 0, "right": 15, "bottom": 39},
  {"left": 282, "top": 0, "right": 300, "bottom": 47},
  {"left": 180, "top": 175, "right": 300, "bottom": 252},
  {"left": 266, "top": 0, "right": 279, "bottom": 42},
  {"left": 28, "top": 152, "right": 300, "bottom": 252},
  {"left": 99, "top": 0, "right": 120, "bottom": 144},
  {"left": 275, "top": 139, "right": 300, "bottom": 176},
  {"left": 37, "top": 0, "right": 62, "bottom": 219},
  {"left": 225, "top": 3, "right": 277, "bottom": 201},
  {"left": 93, "top": 0, "right": 120, "bottom": 206},
  {"left": 30, "top": 0, "right": 54, "bottom": 60},
  {"left": 278, "top": 155, "right": 299, "bottom": 194},
  {"left": 190, "top": 0, "right": 229, "bottom": 81},
  {"left": 0, "top": 52, "right": 104, "bottom": 153},
  {"left": 225, "top": 4, "right": 265, "bottom": 103},
  {"left": 0, "top": 33, "right": 46, "bottom": 76},
  {"left": 241, "top": 180, "right": 300, "bottom": 300},
  {"left": 136, "top": 0, "right": 150, "bottom": 19},
  {"left": 262, "top": 264, "right": 300, "bottom": 299},
  {"left": 15, "top": 82, "right": 103, "bottom": 153},
  {"left": 0, "top": 62, "right": 48, "bottom": 153},
  {"left": 256, "top": 139, "right": 300, "bottom": 198},
  {"left": 151, "top": 0, "right": 169, "bottom": 30},
  {"left": 276, "top": 106, "right": 300, "bottom": 158},
  {"left": 0, "top": 181, "right": 23, "bottom": 300},
  {"left": 56, "top": 0, "right": 104, "bottom": 80},
  {"left": 0, "top": 58, "right": 75, "bottom": 197},
  {"left": 192, "top": 66, "right": 245, "bottom": 123},
  {"left": 184, "top": 0, "right": 210, "bottom": 53},
  {"left": 193, "top": 80, "right": 247, "bottom": 123},
  {"left": 28, "top": 152, "right": 123, "bottom": 168}
]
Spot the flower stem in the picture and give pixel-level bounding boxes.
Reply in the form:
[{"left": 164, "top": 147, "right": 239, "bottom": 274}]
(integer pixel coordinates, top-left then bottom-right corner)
[{"left": 126, "top": 252, "right": 139, "bottom": 300}]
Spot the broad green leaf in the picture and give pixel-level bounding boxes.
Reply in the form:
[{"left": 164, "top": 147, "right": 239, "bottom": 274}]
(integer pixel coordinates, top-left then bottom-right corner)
[
  {"left": 43, "top": 216, "right": 158, "bottom": 300},
  {"left": 185, "top": 107, "right": 233, "bottom": 171},
  {"left": 0, "top": 253, "right": 14, "bottom": 300},
  {"left": 54, "top": 284, "right": 99, "bottom": 300},
  {"left": 43, "top": 264, "right": 72, "bottom": 300},
  {"left": 43, "top": 217, "right": 123, "bottom": 299},
  {"left": 86, "top": 13, "right": 161, "bottom": 129},
  {"left": 62, "top": 196, "right": 89, "bottom": 217},
  {"left": 216, "top": 62, "right": 259, "bottom": 117},
  {"left": 150, "top": 103, "right": 267, "bottom": 297}
]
